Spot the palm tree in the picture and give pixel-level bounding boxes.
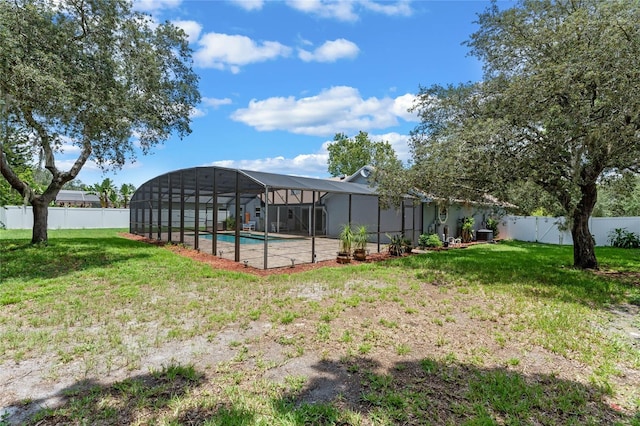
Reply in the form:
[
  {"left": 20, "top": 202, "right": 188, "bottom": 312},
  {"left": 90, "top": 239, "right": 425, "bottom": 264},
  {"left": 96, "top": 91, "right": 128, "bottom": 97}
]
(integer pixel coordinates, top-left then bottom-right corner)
[
  {"left": 108, "top": 190, "right": 120, "bottom": 208},
  {"left": 87, "top": 178, "right": 116, "bottom": 208},
  {"left": 119, "top": 183, "right": 136, "bottom": 208}
]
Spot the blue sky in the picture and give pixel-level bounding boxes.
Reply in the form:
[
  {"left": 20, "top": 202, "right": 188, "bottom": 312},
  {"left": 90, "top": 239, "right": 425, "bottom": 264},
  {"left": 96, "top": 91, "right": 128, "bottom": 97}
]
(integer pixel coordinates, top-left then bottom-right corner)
[{"left": 67, "top": 0, "right": 493, "bottom": 189}]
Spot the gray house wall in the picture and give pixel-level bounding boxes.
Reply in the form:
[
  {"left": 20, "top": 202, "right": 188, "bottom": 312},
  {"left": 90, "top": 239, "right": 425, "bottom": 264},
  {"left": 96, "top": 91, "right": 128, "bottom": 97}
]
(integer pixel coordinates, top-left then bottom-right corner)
[
  {"left": 423, "top": 201, "right": 497, "bottom": 241},
  {"left": 325, "top": 168, "right": 422, "bottom": 244},
  {"left": 324, "top": 192, "right": 420, "bottom": 244}
]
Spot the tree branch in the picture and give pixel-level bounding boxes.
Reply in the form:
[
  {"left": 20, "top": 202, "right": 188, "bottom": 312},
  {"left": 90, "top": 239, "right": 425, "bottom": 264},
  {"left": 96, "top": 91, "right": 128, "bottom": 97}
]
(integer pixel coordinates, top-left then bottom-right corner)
[
  {"left": 0, "top": 142, "right": 34, "bottom": 203},
  {"left": 22, "top": 108, "right": 57, "bottom": 175}
]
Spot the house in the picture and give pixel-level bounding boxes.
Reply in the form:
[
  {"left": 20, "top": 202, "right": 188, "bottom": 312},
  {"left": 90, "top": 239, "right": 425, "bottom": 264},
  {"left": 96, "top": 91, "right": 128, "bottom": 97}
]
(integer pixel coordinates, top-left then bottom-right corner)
[
  {"left": 338, "top": 166, "right": 505, "bottom": 243},
  {"left": 55, "top": 190, "right": 101, "bottom": 208},
  {"left": 130, "top": 166, "right": 403, "bottom": 269},
  {"left": 129, "top": 165, "right": 501, "bottom": 269}
]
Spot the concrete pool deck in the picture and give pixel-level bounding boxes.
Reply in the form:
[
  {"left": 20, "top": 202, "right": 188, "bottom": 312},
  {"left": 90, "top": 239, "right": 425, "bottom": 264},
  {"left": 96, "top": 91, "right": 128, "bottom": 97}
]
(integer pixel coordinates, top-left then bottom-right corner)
[{"left": 171, "top": 232, "right": 383, "bottom": 269}]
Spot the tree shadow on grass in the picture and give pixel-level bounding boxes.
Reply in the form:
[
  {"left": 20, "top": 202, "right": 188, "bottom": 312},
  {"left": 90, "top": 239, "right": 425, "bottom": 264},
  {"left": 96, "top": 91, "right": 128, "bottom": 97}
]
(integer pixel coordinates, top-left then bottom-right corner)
[
  {"left": 282, "top": 356, "right": 636, "bottom": 425},
  {"left": 0, "top": 237, "right": 154, "bottom": 282},
  {"left": 8, "top": 356, "right": 636, "bottom": 425},
  {"left": 5, "top": 363, "right": 204, "bottom": 425},
  {"left": 390, "top": 241, "right": 637, "bottom": 308}
]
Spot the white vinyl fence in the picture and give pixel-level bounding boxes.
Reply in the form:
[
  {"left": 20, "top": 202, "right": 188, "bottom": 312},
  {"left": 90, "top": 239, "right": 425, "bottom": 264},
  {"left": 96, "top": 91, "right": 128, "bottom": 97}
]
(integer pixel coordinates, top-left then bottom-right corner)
[
  {"left": 498, "top": 215, "right": 640, "bottom": 246},
  {"left": 1, "top": 206, "right": 129, "bottom": 230},
  {"left": 2, "top": 205, "right": 638, "bottom": 247}
]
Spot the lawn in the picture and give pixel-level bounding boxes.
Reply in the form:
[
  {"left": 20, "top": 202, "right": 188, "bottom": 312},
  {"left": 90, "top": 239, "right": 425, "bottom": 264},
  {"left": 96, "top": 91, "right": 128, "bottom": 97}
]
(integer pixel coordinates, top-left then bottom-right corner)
[{"left": 1, "top": 229, "right": 639, "bottom": 425}]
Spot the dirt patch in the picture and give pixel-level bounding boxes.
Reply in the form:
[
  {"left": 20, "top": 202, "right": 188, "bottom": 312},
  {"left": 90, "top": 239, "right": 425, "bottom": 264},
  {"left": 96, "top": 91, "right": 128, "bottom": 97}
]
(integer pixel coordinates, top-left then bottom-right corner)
[
  {"left": 607, "top": 303, "right": 640, "bottom": 348},
  {"left": 1, "top": 321, "right": 276, "bottom": 424},
  {"left": 595, "top": 269, "right": 640, "bottom": 287}
]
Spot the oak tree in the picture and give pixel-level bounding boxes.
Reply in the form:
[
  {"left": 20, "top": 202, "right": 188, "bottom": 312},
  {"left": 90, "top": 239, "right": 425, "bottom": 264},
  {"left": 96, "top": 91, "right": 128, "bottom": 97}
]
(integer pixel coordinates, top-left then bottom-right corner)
[
  {"left": 0, "top": 0, "right": 200, "bottom": 243},
  {"left": 405, "top": 0, "right": 640, "bottom": 269},
  {"left": 327, "top": 131, "right": 400, "bottom": 177}
]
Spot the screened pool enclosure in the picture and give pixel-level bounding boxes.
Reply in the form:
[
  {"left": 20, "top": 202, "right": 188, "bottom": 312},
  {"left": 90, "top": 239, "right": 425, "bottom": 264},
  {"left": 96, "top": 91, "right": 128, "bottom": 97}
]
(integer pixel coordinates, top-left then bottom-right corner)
[{"left": 130, "top": 167, "right": 421, "bottom": 269}]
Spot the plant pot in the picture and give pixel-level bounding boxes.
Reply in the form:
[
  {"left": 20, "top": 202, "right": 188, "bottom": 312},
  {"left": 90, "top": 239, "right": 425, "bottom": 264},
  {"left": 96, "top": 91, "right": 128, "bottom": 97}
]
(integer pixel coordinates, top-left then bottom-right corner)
[
  {"left": 353, "top": 249, "right": 367, "bottom": 261},
  {"left": 336, "top": 252, "right": 351, "bottom": 264}
]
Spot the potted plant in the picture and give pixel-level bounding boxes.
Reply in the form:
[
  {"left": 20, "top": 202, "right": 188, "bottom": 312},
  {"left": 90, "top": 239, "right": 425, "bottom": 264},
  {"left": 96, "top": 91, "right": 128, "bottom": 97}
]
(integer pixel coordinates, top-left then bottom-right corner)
[
  {"left": 461, "top": 217, "right": 474, "bottom": 243},
  {"left": 486, "top": 217, "right": 500, "bottom": 239},
  {"left": 352, "top": 225, "right": 368, "bottom": 261},
  {"left": 337, "top": 223, "right": 353, "bottom": 263}
]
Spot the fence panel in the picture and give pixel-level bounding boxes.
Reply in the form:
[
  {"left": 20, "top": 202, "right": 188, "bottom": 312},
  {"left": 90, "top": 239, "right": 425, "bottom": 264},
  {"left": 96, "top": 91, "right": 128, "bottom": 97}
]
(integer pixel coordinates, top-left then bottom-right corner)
[
  {"left": 3, "top": 205, "right": 639, "bottom": 246},
  {"left": 590, "top": 217, "right": 640, "bottom": 246},
  {"left": 1, "top": 206, "right": 129, "bottom": 229},
  {"left": 499, "top": 215, "right": 640, "bottom": 246}
]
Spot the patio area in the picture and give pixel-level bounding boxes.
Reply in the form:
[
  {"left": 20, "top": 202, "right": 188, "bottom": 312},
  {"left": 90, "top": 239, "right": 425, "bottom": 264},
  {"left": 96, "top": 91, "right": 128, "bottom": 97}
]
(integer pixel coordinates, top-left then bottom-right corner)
[{"left": 178, "top": 231, "right": 382, "bottom": 269}]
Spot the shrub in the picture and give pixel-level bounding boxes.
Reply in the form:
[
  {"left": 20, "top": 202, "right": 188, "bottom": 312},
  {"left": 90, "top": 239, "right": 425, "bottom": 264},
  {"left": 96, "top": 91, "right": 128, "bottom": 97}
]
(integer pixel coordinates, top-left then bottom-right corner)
[
  {"left": 461, "top": 217, "right": 475, "bottom": 242},
  {"left": 386, "top": 233, "right": 404, "bottom": 256},
  {"left": 224, "top": 216, "right": 236, "bottom": 231},
  {"left": 419, "top": 233, "right": 443, "bottom": 249},
  {"left": 608, "top": 228, "right": 640, "bottom": 249},
  {"left": 486, "top": 217, "right": 500, "bottom": 238},
  {"left": 402, "top": 237, "right": 413, "bottom": 251}
]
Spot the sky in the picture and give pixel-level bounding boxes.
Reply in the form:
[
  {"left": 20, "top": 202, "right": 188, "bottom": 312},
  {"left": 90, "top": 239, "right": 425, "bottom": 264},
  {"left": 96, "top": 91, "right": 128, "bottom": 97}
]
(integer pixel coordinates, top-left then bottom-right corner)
[{"left": 66, "top": 0, "right": 494, "bottom": 189}]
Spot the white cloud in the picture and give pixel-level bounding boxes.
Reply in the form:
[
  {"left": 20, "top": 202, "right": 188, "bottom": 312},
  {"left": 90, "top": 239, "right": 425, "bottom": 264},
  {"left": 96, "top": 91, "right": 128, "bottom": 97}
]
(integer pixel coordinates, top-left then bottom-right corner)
[
  {"left": 55, "top": 158, "right": 100, "bottom": 172},
  {"left": 206, "top": 152, "right": 329, "bottom": 177},
  {"left": 360, "top": 0, "right": 411, "bottom": 17},
  {"left": 228, "top": 0, "right": 265, "bottom": 11},
  {"left": 202, "top": 131, "right": 411, "bottom": 178},
  {"left": 202, "top": 97, "right": 233, "bottom": 108},
  {"left": 231, "top": 86, "right": 418, "bottom": 136},
  {"left": 297, "top": 35, "right": 314, "bottom": 47},
  {"left": 58, "top": 143, "right": 82, "bottom": 154},
  {"left": 298, "top": 38, "right": 359, "bottom": 63},
  {"left": 172, "top": 20, "right": 202, "bottom": 44},
  {"left": 391, "top": 93, "right": 418, "bottom": 122},
  {"left": 285, "top": 0, "right": 412, "bottom": 22},
  {"left": 190, "top": 107, "right": 207, "bottom": 119},
  {"left": 286, "top": 0, "right": 357, "bottom": 21},
  {"left": 190, "top": 97, "right": 233, "bottom": 118},
  {"left": 372, "top": 132, "right": 412, "bottom": 162},
  {"left": 133, "top": 0, "right": 182, "bottom": 13},
  {"left": 194, "top": 33, "right": 292, "bottom": 73}
]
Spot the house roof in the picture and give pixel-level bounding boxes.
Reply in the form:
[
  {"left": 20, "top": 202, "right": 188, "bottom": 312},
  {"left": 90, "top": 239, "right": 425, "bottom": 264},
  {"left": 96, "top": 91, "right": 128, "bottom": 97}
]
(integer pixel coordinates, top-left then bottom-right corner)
[
  {"left": 154, "top": 166, "right": 378, "bottom": 196},
  {"left": 410, "top": 189, "right": 515, "bottom": 209},
  {"left": 56, "top": 190, "right": 100, "bottom": 203},
  {"left": 237, "top": 168, "right": 376, "bottom": 195},
  {"left": 133, "top": 166, "right": 379, "bottom": 208}
]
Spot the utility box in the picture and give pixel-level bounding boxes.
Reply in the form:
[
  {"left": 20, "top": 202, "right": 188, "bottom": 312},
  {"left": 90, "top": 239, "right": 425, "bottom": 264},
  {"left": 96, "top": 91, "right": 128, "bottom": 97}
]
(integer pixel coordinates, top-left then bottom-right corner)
[{"left": 476, "top": 229, "right": 493, "bottom": 242}]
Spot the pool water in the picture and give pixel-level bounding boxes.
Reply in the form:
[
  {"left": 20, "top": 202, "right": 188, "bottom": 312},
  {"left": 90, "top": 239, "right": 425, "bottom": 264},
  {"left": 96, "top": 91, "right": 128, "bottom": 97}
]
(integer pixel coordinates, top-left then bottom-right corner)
[{"left": 202, "top": 233, "right": 295, "bottom": 244}]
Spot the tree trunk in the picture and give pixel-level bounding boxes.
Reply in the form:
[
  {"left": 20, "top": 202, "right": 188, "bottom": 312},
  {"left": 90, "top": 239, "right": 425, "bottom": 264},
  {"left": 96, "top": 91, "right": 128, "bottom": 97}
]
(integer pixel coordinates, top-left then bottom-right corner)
[
  {"left": 31, "top": 199, "right": 49, "bottom": 244},
  {"left": 570, "top": 181, "right": 598, "bottom": 270}
]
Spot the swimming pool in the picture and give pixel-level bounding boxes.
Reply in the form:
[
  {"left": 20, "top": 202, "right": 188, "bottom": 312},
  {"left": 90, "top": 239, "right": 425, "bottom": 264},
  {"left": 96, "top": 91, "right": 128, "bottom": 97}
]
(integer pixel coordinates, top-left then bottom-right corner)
[{"left": 202, "top": 233, "right": 297, "bottom": 245}]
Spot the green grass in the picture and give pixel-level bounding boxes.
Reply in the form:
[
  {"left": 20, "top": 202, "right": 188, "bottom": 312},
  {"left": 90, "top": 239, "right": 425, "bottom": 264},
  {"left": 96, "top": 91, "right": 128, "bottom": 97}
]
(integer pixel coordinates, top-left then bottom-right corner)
[{"left": 1, "top": 229, "right": 639, "bottom": 425}]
